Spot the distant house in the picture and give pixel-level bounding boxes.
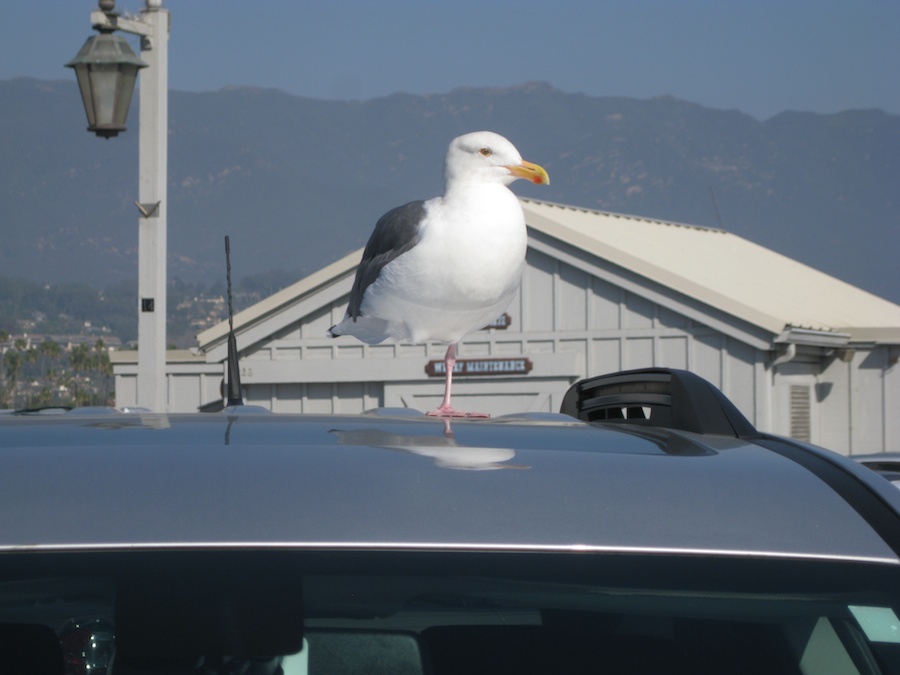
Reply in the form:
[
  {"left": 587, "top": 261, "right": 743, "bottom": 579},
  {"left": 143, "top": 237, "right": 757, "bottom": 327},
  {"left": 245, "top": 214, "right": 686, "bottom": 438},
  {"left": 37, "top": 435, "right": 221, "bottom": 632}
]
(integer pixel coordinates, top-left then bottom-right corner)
[{"left": 112, "top": 199, "right": 900, "bottom": 455}]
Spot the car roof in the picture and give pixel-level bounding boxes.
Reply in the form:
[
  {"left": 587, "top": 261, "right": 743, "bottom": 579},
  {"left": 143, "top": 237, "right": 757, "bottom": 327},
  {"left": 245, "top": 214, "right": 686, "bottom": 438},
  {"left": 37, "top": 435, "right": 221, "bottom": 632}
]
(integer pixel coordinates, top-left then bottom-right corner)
[{"left": 2, "top": 399, "right": 900, "bottom": 565}]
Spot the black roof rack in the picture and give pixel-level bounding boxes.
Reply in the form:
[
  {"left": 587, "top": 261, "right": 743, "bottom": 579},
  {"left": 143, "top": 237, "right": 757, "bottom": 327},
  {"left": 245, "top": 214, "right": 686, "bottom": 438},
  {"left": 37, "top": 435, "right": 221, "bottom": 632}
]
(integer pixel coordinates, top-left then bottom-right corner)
[{"left": 560, "top": 368, "right": 758, "bottom": 438}]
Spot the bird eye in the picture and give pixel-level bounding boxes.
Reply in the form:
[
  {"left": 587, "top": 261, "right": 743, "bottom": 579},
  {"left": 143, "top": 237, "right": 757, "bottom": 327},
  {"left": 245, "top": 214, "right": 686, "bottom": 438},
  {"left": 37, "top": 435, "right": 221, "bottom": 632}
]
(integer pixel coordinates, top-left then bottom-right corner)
[{"left": 479, "top": 147, "right": 492, "bottom": 157}]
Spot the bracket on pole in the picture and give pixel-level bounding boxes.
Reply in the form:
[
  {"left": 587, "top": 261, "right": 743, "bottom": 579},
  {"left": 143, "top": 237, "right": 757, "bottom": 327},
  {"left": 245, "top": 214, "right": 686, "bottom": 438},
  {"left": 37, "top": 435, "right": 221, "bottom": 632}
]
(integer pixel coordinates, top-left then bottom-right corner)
[
  {"left": 91, "top": 10, "right": 154, "bottom": 37},
  {"left": 135, "top": 201, "right": 160, "bottom": 218}
]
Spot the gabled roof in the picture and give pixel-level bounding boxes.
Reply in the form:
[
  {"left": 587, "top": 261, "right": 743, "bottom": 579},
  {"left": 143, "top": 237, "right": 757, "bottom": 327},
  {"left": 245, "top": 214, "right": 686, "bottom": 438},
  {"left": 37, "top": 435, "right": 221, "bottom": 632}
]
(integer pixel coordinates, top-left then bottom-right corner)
[
  {"left": 197, "top": 250, "right": 359, "bottom": 353},
  {"left": 521, "top": 199, "right": 900, "bottom": 341},
  {"left": 197, "top": 199, "right": 900, "bottom": 354}
]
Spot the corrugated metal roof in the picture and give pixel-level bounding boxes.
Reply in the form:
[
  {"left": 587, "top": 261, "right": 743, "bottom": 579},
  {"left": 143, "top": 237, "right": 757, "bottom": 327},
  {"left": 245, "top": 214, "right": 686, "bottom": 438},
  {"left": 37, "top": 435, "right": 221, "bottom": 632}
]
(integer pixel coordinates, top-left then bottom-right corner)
[{"left": 522, "top": 199, "right": 900, "bottom": 340}]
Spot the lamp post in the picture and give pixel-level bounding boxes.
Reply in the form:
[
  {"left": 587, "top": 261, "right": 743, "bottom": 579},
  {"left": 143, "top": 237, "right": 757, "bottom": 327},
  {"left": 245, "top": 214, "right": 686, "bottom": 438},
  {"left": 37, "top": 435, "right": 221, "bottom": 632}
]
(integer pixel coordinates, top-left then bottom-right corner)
[{"left": 67, "top": 0, "right": 169, "bottom": 412}]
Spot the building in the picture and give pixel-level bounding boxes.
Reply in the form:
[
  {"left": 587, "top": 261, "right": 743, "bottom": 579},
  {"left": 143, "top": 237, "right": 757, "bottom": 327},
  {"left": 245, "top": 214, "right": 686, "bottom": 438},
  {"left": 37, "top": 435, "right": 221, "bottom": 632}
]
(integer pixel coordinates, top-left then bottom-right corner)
[{"left": 112, "top": 199, "right": 900, "bottom": 455}]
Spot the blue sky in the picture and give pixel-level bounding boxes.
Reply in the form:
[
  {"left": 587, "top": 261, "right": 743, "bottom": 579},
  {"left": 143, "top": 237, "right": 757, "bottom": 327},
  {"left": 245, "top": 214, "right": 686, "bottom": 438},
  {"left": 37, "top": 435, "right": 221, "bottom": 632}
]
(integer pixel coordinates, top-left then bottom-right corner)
[{"left": 2, "top": 0, "right": 898, "bottom": 120}]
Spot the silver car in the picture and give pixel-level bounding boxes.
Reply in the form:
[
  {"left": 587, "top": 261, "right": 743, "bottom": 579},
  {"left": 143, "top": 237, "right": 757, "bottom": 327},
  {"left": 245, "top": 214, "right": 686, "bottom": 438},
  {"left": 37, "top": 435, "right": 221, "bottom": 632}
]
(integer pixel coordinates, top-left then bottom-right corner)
[{"left": 2, "top": 368, "right": 900, "bottom": 674}]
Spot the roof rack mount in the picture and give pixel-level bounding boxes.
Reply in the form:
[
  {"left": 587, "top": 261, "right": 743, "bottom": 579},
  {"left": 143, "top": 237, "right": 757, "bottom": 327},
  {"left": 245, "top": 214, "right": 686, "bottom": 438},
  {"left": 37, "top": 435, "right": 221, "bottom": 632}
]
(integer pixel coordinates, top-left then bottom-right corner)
[{"left": 560, "top": 368, "right": 757, "bottom": 438}]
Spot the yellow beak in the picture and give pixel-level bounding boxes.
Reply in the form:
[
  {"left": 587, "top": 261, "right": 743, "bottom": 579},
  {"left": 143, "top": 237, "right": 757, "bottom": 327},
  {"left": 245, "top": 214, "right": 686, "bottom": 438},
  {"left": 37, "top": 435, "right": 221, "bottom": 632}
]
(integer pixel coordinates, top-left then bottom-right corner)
[{"left": 506, "top": 160, "right": 550, "bottom": 186}]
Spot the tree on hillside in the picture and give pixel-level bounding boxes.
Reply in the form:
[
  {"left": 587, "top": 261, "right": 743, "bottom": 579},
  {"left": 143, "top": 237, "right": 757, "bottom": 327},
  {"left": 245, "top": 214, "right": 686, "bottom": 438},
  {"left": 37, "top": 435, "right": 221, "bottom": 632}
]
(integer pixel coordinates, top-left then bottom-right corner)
[
  {"left": 0, "top": 336, "right": 114, "bottom": 409},
  {"left": 93, "top": 339, "right": 113, "bottom": 405},
  {"left": 2, "top": 349, "right": 22, "bottom": 408},
  {"left": 68, "top": 343, "right": 90, "bottom": 404},
  {"left": 0, "top": 330, "right": 8, "bottom": 407},
  {"left": 39, "top": 339, "right": 61, "bottom": 374},
  {"left": 38, "top": 339, "right": 63, "bottom": 405}
]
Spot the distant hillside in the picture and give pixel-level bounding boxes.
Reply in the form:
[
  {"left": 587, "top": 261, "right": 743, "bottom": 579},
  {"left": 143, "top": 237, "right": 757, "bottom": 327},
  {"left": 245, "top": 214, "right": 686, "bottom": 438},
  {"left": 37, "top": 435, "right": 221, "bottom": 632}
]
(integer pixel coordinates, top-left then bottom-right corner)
[{"left": 1, "top": 78, "right": 898, "bottom": 303}]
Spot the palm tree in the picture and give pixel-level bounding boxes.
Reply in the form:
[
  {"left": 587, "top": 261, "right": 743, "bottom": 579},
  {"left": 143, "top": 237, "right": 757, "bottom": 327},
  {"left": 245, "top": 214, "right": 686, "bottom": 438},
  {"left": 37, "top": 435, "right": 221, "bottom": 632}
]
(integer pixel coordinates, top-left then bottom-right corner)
[
  {"left": 3, "top": 349, "right": 22, "bottom": 408},
  {"left": 69, "top": 343, "right": 90, "bottom": 404},
  {"left": 39, "top": 339, "right": 61, "bottom": 371},
  {"left": 20, "top": 347, "right": 40, "bottom": 407},
  {"left": 0, "top": 330, "right": 9, "bottom": 405},
  {"left": 39, "top": 340, "right": 62, "bottom": 405},
  {"left": 92, "top": 339, "right": 113, "bottom": 406}
]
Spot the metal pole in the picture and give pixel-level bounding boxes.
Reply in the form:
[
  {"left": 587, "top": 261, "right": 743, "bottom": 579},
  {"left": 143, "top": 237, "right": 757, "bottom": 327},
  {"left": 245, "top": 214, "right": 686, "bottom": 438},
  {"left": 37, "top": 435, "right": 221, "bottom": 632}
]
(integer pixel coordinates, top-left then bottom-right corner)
[{"left": 136, "top": 3, "right": 168, "bottom": 411}]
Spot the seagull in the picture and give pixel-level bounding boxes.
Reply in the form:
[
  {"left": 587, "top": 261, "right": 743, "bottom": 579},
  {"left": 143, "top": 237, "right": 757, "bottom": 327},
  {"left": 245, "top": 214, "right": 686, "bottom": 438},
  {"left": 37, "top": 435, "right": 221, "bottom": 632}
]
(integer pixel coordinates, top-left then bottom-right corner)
[{"left": 328, "top": 131, "right": 549, "bottom": 417}]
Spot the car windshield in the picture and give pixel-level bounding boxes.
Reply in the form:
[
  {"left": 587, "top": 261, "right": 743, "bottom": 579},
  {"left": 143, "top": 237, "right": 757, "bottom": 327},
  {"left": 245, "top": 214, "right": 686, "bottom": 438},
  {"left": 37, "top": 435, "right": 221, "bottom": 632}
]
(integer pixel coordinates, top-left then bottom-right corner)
[{"left": 3, "top": 549, "right": 900, "bottom": 674}]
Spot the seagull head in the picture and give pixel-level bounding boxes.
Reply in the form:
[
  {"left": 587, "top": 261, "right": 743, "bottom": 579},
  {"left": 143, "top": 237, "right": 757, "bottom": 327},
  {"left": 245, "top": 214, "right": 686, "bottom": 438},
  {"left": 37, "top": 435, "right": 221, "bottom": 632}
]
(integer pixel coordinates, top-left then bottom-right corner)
[{"left": 443, "top": 131, "right": 550, "bottom": 188}]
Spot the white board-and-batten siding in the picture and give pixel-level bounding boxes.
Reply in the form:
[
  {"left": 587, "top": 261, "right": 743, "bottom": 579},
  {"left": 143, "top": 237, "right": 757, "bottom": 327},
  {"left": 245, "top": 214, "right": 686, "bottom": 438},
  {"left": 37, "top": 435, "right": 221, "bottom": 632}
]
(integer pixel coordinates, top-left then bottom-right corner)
[{"left": 226, "top": 245, "right": 765, "bottom": 425}]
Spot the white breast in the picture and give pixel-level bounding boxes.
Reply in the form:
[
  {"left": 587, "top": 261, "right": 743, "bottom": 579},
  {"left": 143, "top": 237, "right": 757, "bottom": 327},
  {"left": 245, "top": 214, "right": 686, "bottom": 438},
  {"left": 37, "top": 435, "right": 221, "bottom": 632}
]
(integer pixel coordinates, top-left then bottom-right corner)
[{"left": 361, "top": 186, "right": 527, "bottom": 343}]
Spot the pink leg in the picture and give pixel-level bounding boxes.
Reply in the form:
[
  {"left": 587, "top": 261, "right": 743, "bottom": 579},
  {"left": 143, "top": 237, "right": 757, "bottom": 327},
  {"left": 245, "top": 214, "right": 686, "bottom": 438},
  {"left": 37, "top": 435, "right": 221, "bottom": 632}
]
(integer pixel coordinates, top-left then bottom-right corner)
[
  {"left": 427, "top": 343, "right": 490, "bottom": 418},
  {"left": 441, "top": 343, "right": 457, "bottom": 410}
]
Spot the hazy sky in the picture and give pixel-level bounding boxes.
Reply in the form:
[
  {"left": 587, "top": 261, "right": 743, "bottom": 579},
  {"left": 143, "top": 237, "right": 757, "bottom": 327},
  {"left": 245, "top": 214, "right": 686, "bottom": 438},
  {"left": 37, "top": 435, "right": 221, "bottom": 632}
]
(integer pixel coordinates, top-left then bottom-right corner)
[{"left": 2, "top": 0, "right": 898, "bottom": 120}]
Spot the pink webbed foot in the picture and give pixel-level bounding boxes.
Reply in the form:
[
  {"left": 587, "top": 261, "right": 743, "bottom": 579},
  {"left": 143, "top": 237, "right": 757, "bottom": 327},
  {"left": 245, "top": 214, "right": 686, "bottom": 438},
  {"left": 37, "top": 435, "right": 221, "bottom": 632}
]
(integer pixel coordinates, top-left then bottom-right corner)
[
  {"left": 427, "top": 406, "right": 491, "bottom": 419},
  {"left": 429, "top": 342, "right": 491, "bottom": 418}
]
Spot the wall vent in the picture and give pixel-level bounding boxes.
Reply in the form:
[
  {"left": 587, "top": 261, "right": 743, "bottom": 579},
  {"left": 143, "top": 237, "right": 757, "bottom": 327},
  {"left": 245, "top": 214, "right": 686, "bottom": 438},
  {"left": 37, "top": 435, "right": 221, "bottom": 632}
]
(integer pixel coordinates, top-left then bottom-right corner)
[{"left": 790, "top": 385, "right": 811, "bottom": 442}]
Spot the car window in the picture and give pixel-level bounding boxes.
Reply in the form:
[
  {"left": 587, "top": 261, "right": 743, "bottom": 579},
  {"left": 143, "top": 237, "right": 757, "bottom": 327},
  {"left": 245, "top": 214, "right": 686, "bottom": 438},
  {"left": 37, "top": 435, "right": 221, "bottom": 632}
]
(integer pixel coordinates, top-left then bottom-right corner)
[{"left": 3, "top": 549, "right": 900, "bottom": 675}]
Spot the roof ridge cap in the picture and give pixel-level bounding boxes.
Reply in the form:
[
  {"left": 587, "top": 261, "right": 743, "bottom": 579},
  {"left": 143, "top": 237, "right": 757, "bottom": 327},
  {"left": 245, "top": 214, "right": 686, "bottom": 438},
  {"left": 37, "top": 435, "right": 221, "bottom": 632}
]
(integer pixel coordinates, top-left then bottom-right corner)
[{"left": 520, "top": 198, "right": 729, "bottom": 234}]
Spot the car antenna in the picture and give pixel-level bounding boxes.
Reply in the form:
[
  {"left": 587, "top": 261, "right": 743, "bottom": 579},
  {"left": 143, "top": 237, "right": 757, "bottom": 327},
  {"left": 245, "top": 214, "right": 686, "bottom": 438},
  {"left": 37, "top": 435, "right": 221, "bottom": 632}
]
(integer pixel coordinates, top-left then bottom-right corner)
[{"left": 224, "top": 235, "right": 244, "bottom": 407}]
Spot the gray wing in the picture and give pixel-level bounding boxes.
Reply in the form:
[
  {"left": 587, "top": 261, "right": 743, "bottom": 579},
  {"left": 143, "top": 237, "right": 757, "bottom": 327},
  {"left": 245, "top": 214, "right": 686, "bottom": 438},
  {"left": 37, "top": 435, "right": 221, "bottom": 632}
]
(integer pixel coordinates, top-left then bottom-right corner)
[{"left": 347, "top": 200, "right": 427, "bottom": 319}]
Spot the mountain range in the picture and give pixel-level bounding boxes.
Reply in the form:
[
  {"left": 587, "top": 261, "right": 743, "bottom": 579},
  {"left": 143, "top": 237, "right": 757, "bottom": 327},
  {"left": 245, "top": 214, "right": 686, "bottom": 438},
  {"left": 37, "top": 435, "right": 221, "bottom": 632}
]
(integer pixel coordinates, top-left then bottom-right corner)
[{"left": 1, "top": 77, "right": 898, "bottom": 304}]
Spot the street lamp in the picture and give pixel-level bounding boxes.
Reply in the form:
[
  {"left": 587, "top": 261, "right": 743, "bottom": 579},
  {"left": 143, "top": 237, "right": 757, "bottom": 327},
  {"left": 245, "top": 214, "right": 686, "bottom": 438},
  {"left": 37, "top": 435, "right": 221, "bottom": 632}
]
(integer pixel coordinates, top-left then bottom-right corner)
[
  {"left": 65, "top": 2, "right": 145, "bottom": 139},
  {"left": 67, "top": 0, "right": 170, "bottom": 412}
]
